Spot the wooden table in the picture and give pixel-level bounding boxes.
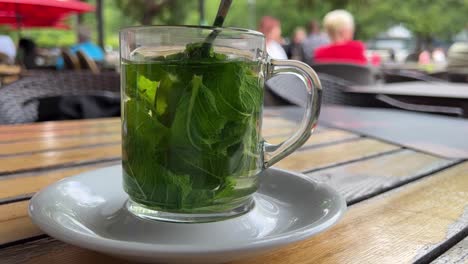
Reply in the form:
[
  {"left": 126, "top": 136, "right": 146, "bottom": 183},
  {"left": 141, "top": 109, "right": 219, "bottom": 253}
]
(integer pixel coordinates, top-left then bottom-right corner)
[
  {"left": 0, "top": 64, "right": 21, "bottom": 86},
  {"left": 347, "top": 81, "right": 468, "bottom": 117},
  {"left": 0, "top": 108, "right": 467, "bottom": 264}
]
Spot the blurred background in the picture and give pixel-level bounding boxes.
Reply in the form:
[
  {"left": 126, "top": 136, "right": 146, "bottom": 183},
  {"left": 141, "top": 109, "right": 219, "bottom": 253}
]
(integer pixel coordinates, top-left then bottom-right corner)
[
  {"left": 1, "top": 0, "right": 468, "bottom": 124},
  {"left": 1, "top": 0, "right": 467, "bottom": 60}
]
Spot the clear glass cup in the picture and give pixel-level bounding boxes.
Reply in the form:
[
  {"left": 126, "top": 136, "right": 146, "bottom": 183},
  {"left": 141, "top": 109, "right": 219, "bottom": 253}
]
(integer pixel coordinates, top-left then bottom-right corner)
[{"left": 120, "top": 26, "right": 321, "bottom": 223}]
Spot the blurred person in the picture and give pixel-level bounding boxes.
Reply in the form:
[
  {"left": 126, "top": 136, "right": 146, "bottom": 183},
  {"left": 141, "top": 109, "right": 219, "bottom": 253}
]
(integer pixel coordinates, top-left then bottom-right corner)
[
  {"left": 389, "top": 49, "right": 396, "bottom": 62},
  {"left": 258, "top": 16, "right": 287, "bottom": 59},
  {"left": 432, "top": 48, "right": 446, "bottom": 64},
  {"left": 17, "top": 38, "right": 38, "bottom": 69},
  {"left": 418, "top": 50, "right": 431, "bottom": 65},
  {"left": 302, "top": 20, "right": 329, "bottom": 64},
  {"left": 56, "top": 26, "right": 104, "bottom": 69},
  {"left": 285, "top": 27, "right": 307, "bottom": 61},
  {"left": 314, "top": 10, "right": 367, "bottom": 65},
  {"left": 0, "top": 35, "right": 16, "bottom": 64},
  {"left": 370, "top": 51, "right": 382, "bottom": 66},
  {"left": 447, "top": 42, "right": 468, "bottom": 82}
]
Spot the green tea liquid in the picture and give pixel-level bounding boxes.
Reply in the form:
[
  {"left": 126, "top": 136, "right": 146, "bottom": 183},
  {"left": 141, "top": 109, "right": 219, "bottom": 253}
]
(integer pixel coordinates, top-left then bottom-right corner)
[{"left": 122, "top": 57, "right": 264, "bottom": 213}]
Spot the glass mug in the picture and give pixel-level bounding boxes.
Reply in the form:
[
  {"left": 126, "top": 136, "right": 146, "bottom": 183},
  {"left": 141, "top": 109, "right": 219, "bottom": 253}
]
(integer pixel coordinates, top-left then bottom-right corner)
[{"left": 120, "top": 26, "right": 321, "bottom": 222}]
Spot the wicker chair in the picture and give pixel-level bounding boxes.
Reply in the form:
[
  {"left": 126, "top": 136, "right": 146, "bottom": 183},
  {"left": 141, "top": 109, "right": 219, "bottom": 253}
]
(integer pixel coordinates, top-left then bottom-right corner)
[
  {"left": 0, "top": 71, "right": 120, "bottom": 124},
  {"left": 76, "top": 50, "right": 100, "bottom": 74},
  {"left": 61, "top": 49, "right": 80, "bottom": 70},
  {"left": 318, "top": 73, "right": 378, "bottom": 106}
]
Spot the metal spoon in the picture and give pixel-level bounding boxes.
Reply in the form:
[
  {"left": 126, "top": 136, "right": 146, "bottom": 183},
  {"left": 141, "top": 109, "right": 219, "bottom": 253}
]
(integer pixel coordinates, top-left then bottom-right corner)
[{"left": 202, "top": 0, "right": 233, "bottom": 56}]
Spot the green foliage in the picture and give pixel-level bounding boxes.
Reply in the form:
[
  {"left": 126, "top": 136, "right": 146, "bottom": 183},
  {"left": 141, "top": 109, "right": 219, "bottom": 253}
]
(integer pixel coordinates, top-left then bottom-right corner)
[
  {"left": 122, "top": 45, "right": 262, "bottom": 212},
  {"left": 115, "top": 0, "right": 195, "bottom": 25},
  {"left": 3, "top": 0, "right": 468, "bottom": 49},
  {"left": 348, "top": 0, "right": 468, "bottom": 42}
]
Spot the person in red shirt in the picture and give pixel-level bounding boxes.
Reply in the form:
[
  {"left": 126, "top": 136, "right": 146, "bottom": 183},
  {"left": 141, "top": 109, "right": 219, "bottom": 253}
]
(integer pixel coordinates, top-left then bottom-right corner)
[{"left": 314, "top": 10, "right": 367, "bottom": 65}]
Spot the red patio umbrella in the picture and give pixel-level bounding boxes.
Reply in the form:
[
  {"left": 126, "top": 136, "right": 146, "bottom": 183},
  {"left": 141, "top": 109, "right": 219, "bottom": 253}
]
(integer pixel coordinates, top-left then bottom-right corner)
[{"left": 0, "top": 0, "right": 94, "bottom": 28}]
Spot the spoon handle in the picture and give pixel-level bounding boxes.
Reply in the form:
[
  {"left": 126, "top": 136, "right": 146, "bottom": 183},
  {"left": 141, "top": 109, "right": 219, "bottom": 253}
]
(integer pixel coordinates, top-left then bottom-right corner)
[
  {"left": 213, "top": 0, "right": 233, "bottom": 27},
  {"left": 201, "top": 0, "right": 233, "bottom": 56}
]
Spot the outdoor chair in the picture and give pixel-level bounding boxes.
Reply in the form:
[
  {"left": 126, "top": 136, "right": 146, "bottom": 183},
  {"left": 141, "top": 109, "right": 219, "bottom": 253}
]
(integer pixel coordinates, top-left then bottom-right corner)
[
  {"left": 318, "top": 73, "right": 378, "bottom": 106},
  {"left": 310, "top": 63, "right": 381, "bottom": 85},
  {"left": 0, "top": 71, "right": 120, "bottom": 124},
  {"left": 76, "top": 50, "right": 100, "bottom": 74},
  {"left": 61, "top": 49, "right": 80, "bottom": 70}
]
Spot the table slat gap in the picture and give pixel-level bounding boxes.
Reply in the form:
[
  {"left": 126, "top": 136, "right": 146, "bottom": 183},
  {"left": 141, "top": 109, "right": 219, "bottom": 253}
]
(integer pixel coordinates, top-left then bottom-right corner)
[
  {"left": 1, "top": 161, "right": 467, "bottom": 263},
  {"left": 430, "top": 235, "right": 468, "bottom": 264},
  {"left": 0, "top": 157, "right": 121, "bottom": 177}
]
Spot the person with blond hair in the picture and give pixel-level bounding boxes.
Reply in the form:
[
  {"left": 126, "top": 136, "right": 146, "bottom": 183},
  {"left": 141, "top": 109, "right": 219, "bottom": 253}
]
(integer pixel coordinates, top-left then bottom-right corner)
[
  {"left": 258, "top": 16, "right": 287, "bottom": 60},
  {"left": 314, "top": 10, "right": 367, "bottom": 65}
]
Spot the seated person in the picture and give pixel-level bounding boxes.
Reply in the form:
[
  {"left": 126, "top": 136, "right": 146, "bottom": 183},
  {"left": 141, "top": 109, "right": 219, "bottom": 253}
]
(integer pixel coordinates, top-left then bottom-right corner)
[
  {"left": 56, "top": 26, "right": 104, "bottom": 69},
  {"left": 17, "top": 38, "right": 38, "bottom": 69},
  {"left": 314, "top": 10, "right": 367, "bottom": 65},
  {"left": 0, "top": 35, "right": 16, "bottom": 64}
]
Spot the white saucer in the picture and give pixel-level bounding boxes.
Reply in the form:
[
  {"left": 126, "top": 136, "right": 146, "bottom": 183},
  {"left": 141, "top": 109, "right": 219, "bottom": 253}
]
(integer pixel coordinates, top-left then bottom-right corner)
[{"left": 29, "top": 165, "right": 346, "bottom": 264}]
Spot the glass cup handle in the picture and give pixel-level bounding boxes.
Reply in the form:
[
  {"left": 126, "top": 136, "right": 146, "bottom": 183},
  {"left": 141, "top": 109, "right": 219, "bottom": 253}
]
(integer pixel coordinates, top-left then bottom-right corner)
[{"left": 263, "top": 58, "right": 322, "bottom": 168}]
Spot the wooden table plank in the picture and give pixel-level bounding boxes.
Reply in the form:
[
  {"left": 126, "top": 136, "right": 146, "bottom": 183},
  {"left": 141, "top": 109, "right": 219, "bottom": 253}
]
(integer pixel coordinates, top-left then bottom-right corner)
[
  {"left": 0, "top": 123, "right": 121, "bottom": 143},
  {"left": 0, "top": 131, "right": 356, "bottom": 203},
  {"left": 262, "top": 117, "right": 298, "bottom": 128},
  {"left": 0, "top": 110, "right": 464, "bottom": 263},
  {"left": 0, "top": 137, "right": 393, "bottom": 246},
  {"left": 267, "top": 129, "right": 359, "bottom": 146},
  {"left": 276, "top": 138, "right": 400, "bottom": 172},
  {"left": 262, "top": 126, "right": 296, "bottom": 137},
  {"left": 0, "top": 161, "right": 119, "bottom": 203},
  {"left": 0, "top": 201, "right": 41, "bottom": 245},
  {"left": 0, "top": 118, "right": 120, "bottom": 134},
  {"left": 0, "top": 116, "right": 304, "bottom": 144},
  {"left": 306, "top": 149, "right": 457, "bottom": 204},
  {"left": 1, "top": 161, "right": 466, "bottom": 264},
  {"left": 0, "top": 130, "right": 349, "bottom": 175},
  {"left": 0, "top": 238, "right": 126, "bottom": 264},
  {"left": 233, "top": 162, "right": 468, "bottom": 264},
  {"left": 0, "top": 144, "right": 121, "bottom": 175},
  {"left": 0, "top": 134, "right": 121, "bottom": 156},
  {"left": 431, "top": 236, "right": 468, "bottom": 264}
]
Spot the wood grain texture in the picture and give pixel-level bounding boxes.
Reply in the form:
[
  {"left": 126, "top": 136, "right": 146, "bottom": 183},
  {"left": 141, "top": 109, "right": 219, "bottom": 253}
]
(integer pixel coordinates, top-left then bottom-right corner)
[
  {"left": 0, "top": 118, "right": 119, "bottom": 134},
  {"left": 306, "top": 149, "right": 456, "bottom": 203},
  {"left": 0, "top": 144, "right": 121, "bottom": 174},
  {"left": 1, "top": 162, "right": 466, "bottom": 264},
  {"left": 0, "top": 161, "right": 119, "bottom": 202},
  {"left": 0, "top": 238, "right": 127, "bottom": 264},
  {"left": 267, "top": 129, "right": 359, "bottom": 146},
  {"left": 276, "top": 138, "right": 401, "bottom": 172},
  {"left": 0, "top": 201, "right": 41, "bottom": 245},
  {"left": 232, "top": 162, "right": 468, "bottom": 264},
  {"left": 0, "top": 123, "right": 121, "bottom": 143},
  {"left": 262, "top": 126, "right": 296, "bottom": 137},
  {"left": 0, "top": 134, "right": 121, "bottom": 156},
  {"left": 261, "top": 117, "right": 297, "bottom": 128},
  {"left": 431, "top": 236, "right": 468, "bottom": 264}
]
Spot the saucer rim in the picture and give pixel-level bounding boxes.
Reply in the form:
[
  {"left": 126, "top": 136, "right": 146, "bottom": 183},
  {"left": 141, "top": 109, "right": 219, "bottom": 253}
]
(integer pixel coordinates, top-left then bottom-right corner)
[{"left": 29, "top": 166, "right": 347, "bottom": 255}]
